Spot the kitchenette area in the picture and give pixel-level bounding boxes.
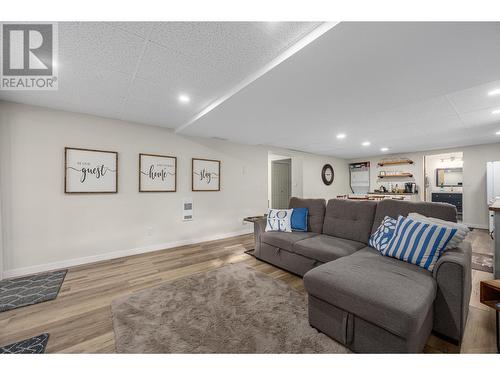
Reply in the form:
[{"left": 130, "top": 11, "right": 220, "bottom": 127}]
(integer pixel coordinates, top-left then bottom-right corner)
[
  {"left": 348, "top": 154, "right": 464, "bottom": 220},
  {"left": 349, "top": 158, "right": 421, "bottom": 202}
]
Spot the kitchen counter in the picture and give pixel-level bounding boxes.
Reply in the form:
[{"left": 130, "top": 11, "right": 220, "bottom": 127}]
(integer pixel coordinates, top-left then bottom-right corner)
[{"left": 490, "top": 199, "right": 500, "bottom": 212}]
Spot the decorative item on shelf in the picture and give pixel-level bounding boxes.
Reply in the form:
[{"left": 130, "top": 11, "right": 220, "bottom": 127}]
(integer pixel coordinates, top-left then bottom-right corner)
[
  {"left": 64, "top": 147, "right": 118, "bottom": 194},
  {"left": 379, "top": 171, "right": 386, "bottom": 177},
  {"left": 321, "top": 164, "right": 335, "bottom": 185},
  {"left": 192, "top": 158, "right": 221, "bottom": 191},
  {"left": 139, "top": 153, "right": 177, "bottom": 192}
]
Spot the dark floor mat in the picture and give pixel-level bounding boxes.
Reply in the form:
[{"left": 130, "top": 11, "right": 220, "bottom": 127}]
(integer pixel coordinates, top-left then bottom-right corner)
[
  {"left": 0, "top": 270, "right": 67, "bottom": 312},
  {"left": 0, "top": 333, "right": 49, "bottom": 354}
]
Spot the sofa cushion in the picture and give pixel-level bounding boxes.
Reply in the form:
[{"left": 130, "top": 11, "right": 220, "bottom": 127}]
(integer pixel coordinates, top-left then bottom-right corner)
[
  {"left": 291, "top": 207, "right": 308, "bottom": 232},
  {"left": 293, "top": 234, "right": 365, "bottom": 263},
  {"left": 408, "top": 212, "right": 469, "bottom": 250},
  {"left": 322, "top": 199, "right": 378, "bottom": 243},
  {"left": 289, "top": 197, "right": 326, "bottom": 234},
  {"left": 369, "top": 216, "right": 397, "bottom": 252},
  {"left": 304, "top": 247, "right": 437, "bottom": 339},
  {"left": 265, "top": 208, "right": 293, "bottom": 232},
  {"left": 382, "top": 215, "right": 458, "bottom": 271},
  {"left": 371, "top": 199, "right": 457, "bottom": 234},
  {"left": 260, "top": 231, "right": 317, "bottom": 251}
]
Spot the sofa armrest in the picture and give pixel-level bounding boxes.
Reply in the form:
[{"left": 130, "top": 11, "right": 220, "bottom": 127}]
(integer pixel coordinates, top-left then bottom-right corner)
[{"left": 432, "top": 241, "right": 472, "bottom": 342}]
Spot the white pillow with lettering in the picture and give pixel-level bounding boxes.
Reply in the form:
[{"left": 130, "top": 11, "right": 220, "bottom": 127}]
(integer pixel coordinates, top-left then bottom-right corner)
[{"left": 265, "top": 209, "right": 293, "bottom": 232}]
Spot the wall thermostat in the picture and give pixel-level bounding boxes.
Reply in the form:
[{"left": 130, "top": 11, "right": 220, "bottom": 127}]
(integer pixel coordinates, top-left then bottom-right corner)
[{"left": 183, "top": 198, "right": 193, "bottom": 221}]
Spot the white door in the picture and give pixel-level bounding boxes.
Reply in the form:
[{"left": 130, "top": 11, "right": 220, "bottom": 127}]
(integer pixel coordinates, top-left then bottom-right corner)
[{"left": 271, "top": 159, "right": 291, "bottom": 209}]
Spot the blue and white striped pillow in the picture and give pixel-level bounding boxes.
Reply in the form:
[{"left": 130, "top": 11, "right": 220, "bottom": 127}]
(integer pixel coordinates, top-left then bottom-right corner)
[
  {"left": 369, "top": 216, "right": 397, "bottom": 252},
  {"left": 382, "top": 215, "right": 458, "bottom": 271}
]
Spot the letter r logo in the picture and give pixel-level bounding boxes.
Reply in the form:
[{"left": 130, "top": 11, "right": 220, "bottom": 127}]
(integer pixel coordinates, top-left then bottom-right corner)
[{"left": 2, "top": 24, "right": 53, "bottom": 76}]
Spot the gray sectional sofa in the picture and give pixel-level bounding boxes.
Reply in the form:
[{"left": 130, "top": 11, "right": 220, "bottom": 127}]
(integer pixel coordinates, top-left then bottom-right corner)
[{"left": 254, "top": 197, "right": 472, "bottom": 353}]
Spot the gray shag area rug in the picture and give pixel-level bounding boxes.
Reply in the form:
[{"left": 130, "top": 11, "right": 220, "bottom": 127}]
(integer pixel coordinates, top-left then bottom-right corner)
[
  {"left": 0, "top": 270, "right": 67, "bottom": 312},
  {"left": 111, "top": 263, "right": 349, "bottom": 353}
]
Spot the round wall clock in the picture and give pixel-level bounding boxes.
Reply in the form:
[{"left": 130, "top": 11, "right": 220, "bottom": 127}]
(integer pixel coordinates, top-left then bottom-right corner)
[{"left": 321, "top": 164, "right": 334, "bottom": 185}]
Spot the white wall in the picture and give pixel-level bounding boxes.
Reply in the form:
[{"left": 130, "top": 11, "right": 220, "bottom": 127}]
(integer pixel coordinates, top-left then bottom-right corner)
[
  {"left": 350, "top": 143, "right": 500, "bottom": 229},
  {"left": 0, "top": 101, "right": 350, "bottom": 276},
  {"left": 0, "top": 186, "right": 3, "bottom": 281},
  {"left": 301, "top": 155, "right": 350, "bottom": 199},
  {"left": 266, "top": 150, "right": 350, "bottom": 206}
]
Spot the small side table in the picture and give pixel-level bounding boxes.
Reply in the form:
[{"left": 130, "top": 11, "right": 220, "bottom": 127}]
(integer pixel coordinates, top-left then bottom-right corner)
[
  {"left": 243, "top": 215, "right": 265, "bottom": 223},
  {"left": 480, "top": 279, "right": 500, "bottom": 353},
  {"left": 242, "top": 216, "right": 266, "bottom": 256}
]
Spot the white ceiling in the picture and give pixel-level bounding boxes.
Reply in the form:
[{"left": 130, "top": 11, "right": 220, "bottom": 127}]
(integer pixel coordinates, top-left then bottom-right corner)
[
  {"left": 0, "top": 22, "right": 322, "bottom": 127},
  {"left": 179, "top": 22, "right": 500, "bottom": 158},
  {"left": 2, "top": 22, "right": 500, "bottom": 158}
]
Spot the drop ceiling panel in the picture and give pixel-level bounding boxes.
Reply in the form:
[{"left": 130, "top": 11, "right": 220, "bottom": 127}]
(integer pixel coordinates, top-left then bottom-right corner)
[
  {"left": 77, "top": 22, "right": 145, "bottom": 75},
  {"left": 458, "top": 107, "right": 500, "bottom": 128},
  {"left": 149, "top": 22, "right": 278, "bottom": 69},
  {"left": 121, "top": 96, "right": 190, "bottom": 128},
  {"left": 257, "top": 22, "right": 321, "bottom": 47},
  {"left": 110, "top": 22, "right": 154, "bottom": 39},
  {"left": 446, "top": 80, "right": 500, "bottom": 114},
  {"left": 134, "top": 42, "right": 227, "bottom": 105},
  {"left": 0, "top": 21, "right": 320, "bottom": 131}
]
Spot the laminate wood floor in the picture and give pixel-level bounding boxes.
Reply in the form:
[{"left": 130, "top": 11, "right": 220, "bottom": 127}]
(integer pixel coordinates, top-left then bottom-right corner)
[{"left": 0, "top": 233, "right": 496, "bottom": 353}]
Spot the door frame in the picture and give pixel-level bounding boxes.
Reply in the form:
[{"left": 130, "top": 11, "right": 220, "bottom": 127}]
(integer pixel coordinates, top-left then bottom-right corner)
[{"left": 271, "top": 158, "right": 292, "bottom": 209}]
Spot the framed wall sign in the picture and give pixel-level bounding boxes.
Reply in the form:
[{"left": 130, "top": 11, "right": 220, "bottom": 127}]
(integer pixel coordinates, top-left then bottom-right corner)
[
  {"left": 65, "top": 147, "right": 118, "bottom": 194},
  {"left": 192, "top": 158, "right": 221, "bottom": 191},
  {"left": 139, "top": 153, "right": 177, "bottom": 192}
]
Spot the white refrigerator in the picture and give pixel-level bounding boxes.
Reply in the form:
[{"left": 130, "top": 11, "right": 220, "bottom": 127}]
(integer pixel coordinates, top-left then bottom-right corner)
[{"left": 487, "top": 161, "right": 500, "bottom": 237}]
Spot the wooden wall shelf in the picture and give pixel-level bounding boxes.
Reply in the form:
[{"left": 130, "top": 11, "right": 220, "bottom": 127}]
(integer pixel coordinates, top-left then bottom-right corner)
[
  {"left": 378, "top": 159, "right": 414, "bottom": 166},
  {"left": 378, "top": 173, "right": 413, "bottom": 178}
]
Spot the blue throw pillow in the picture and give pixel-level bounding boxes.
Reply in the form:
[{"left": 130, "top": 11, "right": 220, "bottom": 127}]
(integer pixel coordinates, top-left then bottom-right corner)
[
  {"left": 369, "top": 216, "right": 397, "bottom": 252},
  {"left": 291, "top": 208, "right": 308, "bottom": 232},
  {"left": 382, "top": 215, "right": 458, "bottom": 271}
]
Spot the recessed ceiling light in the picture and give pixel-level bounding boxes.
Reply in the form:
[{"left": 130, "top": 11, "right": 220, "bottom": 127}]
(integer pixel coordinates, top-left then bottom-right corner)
[
  {"left": 362, "top": 141, "right": 371, "bottom": 147},
  {"left": 380, "top": 147, "right": 389, "bottom": 152},
  {"left": 492, "top": 109, "right": 500, "bottom": 115},
  {"left": 496, "top": 131, "right": 500, "bottom": 136},
  {"left": 488, "top": 89, "right": 500, "bottom": 96},
  {"left": 336, "top": 133, "right": 346, "bottom": 139},
  {"left": 178, "top": 94, "right": 190, "bottom": 104}
]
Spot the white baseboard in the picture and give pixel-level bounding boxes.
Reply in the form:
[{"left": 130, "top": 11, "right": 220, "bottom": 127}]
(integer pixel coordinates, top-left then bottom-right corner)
[{"left": 2, "top": 228, "right": 253, "bottom": 279}]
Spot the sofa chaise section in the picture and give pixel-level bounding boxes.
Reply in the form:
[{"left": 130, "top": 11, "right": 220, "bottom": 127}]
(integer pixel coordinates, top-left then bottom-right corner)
[
  {"left": 371, "top": 199, "right": 472, "bottom": 343},
  {"left": 304, "top": 247, "right": 436, "bottom": 353}
]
